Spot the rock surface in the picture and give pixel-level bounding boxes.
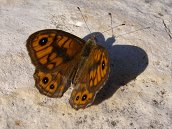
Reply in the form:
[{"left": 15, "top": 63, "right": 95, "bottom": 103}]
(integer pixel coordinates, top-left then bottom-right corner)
[{"left": 0, "top": 0, "right": 172, "bottom": 129}]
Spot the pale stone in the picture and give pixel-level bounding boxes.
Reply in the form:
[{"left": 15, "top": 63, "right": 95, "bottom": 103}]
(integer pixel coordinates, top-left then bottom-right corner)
[{"left": 0, "top": 0, "right": 172, "bottom": 129}]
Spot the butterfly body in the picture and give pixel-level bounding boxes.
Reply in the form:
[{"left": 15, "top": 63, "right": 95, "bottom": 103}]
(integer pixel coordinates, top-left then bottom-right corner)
[{"left": 27, "top": 29, "right": 110, "bottom": 109}]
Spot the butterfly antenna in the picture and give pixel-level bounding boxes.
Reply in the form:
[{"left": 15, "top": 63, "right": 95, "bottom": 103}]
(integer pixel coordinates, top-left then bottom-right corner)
[
  {"left": 95, "top": 23, "right": 125, "bottom": 37},
  {"left": 115, "top": 26, "right": 150, "bottom": 38},
  {"left": 95, "top": 13, "right": 125, "bottom": 37},
  {"left": 77, "top": 7, "right": 92, "bottom": 34},
  {"left": 99, "top": 12, "right": 151, "bottom": 38}
]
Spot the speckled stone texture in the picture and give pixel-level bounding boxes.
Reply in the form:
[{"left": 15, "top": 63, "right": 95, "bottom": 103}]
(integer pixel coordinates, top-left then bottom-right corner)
[{"left": 0, "top": 0, "right": 172, "bottom": 129}]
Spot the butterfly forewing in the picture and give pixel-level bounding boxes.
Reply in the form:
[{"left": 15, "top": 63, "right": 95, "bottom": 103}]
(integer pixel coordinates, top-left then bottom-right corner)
[
  {"left": 69, "top": 43, "right": 110, "bottom": 109},
  {"left": 26, "top": 29, "right": 85, "bottom": 73}
]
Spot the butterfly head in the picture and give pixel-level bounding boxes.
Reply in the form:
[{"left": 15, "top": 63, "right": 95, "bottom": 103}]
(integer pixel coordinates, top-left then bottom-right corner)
[
  {"left": 81, "top": 37, "right": 96, "bottom": 57},
  {"left": 86, "top": 36, "right": 96, "bottom": 45}
]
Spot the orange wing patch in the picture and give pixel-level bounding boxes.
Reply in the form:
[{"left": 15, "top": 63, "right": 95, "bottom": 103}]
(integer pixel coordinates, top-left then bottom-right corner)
[
  {"left": 97, "top": 65, "right": 101, "bottom": 82},
  {"left": 57, "top": 36, "right": 67, "bottom": 47},
  {"left": 94, "top": 49, "right": 101, "bottom": 61},
  {"left": 36, "top": 46, "right": 53, "bottom": 59},
  {"left": 49, "top": 53, "right": 57, "bottom": 60},
  {"left": 47, "top": 64, "right": 54, "bottom": 69}
]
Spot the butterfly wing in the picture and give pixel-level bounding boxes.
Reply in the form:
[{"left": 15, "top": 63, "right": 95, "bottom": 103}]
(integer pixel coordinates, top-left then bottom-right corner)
[
  {"left": 26, "top": 29, "right": 85, "bottom": 74},
  {"left": 69, "top": 45, "right": 110, "bottom": 109},
  {"left": 34, "top": 69, "right": 69, "bottom": 97},
  {"left": 27, "top": 29, "right": 85, "bottom": 97}
]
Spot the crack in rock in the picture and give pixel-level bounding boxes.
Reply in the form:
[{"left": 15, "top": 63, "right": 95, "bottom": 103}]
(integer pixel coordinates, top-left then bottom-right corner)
[{"left": 162, "top": 20, "right": 172, "bottom": 40}]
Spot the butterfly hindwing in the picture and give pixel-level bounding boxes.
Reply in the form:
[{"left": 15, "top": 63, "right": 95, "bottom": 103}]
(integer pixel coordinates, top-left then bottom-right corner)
[
  {"left": 34, "top": 69, "right": 69, "bottom": 97},
  {"left": 69, "top": 45, "right": 110, "bottom": 109}
]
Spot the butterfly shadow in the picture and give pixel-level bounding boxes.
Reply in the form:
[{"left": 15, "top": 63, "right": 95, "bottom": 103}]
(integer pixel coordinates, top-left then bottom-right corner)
[{"left": 83, "top": 32, "right": 149, "bottom": 105}]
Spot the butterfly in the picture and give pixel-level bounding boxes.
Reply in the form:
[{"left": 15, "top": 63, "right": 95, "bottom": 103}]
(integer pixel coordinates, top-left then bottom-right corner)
[{"left": 26, "top": 29, "right": 110, "bottom": 110}]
